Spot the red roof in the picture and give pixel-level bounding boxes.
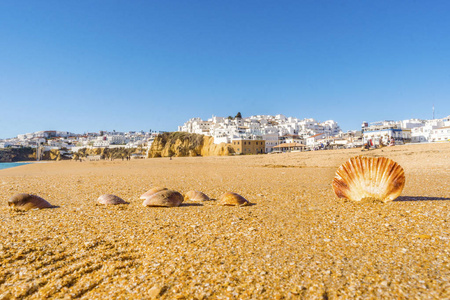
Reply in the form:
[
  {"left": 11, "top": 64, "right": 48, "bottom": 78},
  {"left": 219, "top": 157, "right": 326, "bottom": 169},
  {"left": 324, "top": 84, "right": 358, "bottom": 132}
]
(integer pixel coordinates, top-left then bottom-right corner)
[{"left": 308, "top": 133, "right": 326, "bottom": 138}]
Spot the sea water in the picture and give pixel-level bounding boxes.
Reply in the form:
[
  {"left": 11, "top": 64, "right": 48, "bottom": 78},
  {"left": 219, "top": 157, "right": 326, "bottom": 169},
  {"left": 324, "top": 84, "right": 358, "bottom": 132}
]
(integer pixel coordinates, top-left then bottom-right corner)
[{"left": 0, "top": 162, "right": 30, "bottom": 170}]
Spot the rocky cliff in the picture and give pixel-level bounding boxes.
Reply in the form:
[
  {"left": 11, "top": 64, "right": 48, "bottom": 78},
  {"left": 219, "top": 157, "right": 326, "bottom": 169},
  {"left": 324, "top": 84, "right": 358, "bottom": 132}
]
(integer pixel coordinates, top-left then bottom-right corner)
[
  {"left": 73, "top": 147, "right": 142, "bottom": 160},
  {"left": 148, "top": 132, "right": 234, "bottom": 158},
  {"left": 42, "top": 149, "right": 64, "bottom": 161},
  {"left": 0, "top": 148, "right": 35, "bottom": 162},
  {"left": 200, "top": 135, "right": 235, "bottom": 156},
  {"left": 0, "top": 148, "right": 68, "bottom": 162}
]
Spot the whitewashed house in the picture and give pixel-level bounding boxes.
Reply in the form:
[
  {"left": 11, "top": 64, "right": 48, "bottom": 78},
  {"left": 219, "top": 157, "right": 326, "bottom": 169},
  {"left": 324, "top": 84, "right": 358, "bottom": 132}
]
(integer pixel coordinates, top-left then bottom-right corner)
[
  {"left": 0, "top": 142, "right": 12, "bottom": 148},
  {"left": 262, "top": 129, "right": 279, "bottom": 153},
  {"left": 306, "top": 133, "right": 327, "bottom": 147},
  {"left": 363, "top": 127, "right": 411, "bottom": 145},
  {"left": 107, "top": 135, "right": 127, "bottom": 145},
  {"left": 430, "top": 126, "right": 450, "bottom": 142},
  {"left": 178, "top": 114, "right": 342, "bottom": 151}
]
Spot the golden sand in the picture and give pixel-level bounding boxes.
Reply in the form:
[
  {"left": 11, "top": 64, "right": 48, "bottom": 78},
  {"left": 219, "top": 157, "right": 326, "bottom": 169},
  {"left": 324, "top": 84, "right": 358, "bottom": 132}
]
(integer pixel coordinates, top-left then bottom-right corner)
[{"left": 1, "top": 143, "right": 449, "bottom": 299}]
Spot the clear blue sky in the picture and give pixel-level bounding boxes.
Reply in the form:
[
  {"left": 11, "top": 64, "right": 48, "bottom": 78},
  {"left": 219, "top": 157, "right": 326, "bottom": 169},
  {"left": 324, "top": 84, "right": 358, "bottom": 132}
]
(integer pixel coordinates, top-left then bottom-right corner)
[{"left": 1, "top": 1, "right": 449, "bottom": 138}]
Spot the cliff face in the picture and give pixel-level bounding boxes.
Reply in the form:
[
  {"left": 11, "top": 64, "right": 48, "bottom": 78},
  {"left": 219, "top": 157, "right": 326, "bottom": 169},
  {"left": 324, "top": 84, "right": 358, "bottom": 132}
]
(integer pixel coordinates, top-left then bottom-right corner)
[
  {"left": 42, "top": 149, "right": 62, "bottom": 161},
  {"left": 148, "top": 132, "right": 234, "bottom": 158},
  {"left": 0, "top": 148, "right": 69, "bottom": 162},
  {"left": 201, "top": 136, "right": 235, "bottom": 156},
  {"left": 73, "top": 147, "right": 142, "bottom": 160},
  {"left": 0, "top": 148, "right": 36, "bottom": 162}
]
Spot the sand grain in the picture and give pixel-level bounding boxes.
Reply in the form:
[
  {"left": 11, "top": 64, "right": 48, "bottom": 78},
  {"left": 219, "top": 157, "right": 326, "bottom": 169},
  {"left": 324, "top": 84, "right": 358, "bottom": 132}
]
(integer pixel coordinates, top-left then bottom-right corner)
[{"left": 1, "top": 143, "right": 449, "bottom": 299}]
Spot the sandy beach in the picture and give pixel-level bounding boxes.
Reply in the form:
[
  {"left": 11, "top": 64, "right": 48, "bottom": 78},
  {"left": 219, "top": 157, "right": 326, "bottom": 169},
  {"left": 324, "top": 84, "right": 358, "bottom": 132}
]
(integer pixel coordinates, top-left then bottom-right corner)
[{"left": 1, "top": 143, "right": 449, "bottom": 299}]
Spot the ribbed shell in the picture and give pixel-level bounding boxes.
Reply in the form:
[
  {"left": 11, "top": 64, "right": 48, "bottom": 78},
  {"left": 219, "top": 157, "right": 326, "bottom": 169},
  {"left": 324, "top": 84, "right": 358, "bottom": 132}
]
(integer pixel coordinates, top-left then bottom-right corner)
[
  {"left": 218, "top": 192, "right": 250, "bottom": 206},
  {"left": 142, "top": 190, "right": 184, "bottom": 207},
  {"left": 184, "top": 190, "right": 210, "bottom": 201},
  {"left": 8, "top": 193, "right": 53, "bottom": 210},
  {"left": 140, "top": 187, "right": 168, "bottom": 199},
  {"left": 332, "top": 156, "right": 405, "bottom": 202},
  {"left": 97, "top": 194, "right": 128, "bottom": 205}
]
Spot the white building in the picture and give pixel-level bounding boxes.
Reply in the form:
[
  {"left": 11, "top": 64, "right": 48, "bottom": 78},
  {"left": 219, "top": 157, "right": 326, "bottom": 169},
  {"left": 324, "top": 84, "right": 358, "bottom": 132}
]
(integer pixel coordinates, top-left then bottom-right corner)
[
  {"left": 430, "top": 126, "right": 450, "bottom": 142},
  {"left": 178, "top": 118, "right": 212, "bottom": 135},
  {"left": 410, "top": 115, "right": 450, "bottom": 143},
  {"left": 48, "top": 140, "right": 69, "bottom": 148},
  {"left": 411, "top": 124, "right": 438, "bottom": 143},
  {"left": 306, "top": 133, "right": 327, "bottom": 147},
  {"left": 178, "top": 114, "right": 342, "bottom": 152},
  {"left": 3, "top": 129, "right": 159, "bottom": 154},
  {"left": 359, "top": 117, "right": 443, "bottom": 145},
  {"left": 262, "top": 130, "right": 279, "bottom": 153},
  {"left": 93, "top": 140, "right": 110, "bottom": 147},
  {"left": 107, "top": 135, "right": 127, "bottom": 145},
  {"left": 363, "top": 128, "right": 411, "bottom": 145},
  {"left": 0, "top": 142, "right": 12, "bottom": 148}
]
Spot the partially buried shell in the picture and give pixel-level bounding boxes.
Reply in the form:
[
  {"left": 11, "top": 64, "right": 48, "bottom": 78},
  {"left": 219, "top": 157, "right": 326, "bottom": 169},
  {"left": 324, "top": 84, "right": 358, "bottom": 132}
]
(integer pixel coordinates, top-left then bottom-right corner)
[
  {"left": 332, "top": 156, "right": 405, "bottom": 202},
  {"left": 218, "top": 192, "right": 250, "bottom": 206},
  {"left": 140, "top": 187, "right": 168, "bottom": 199},
  {"left": 8, "top": 193, "right": 53, "bottom": 210},
  {"left": 184, "top": 190, "right": 210, "bottom": 201},
  {"left": 142, "top": 190, "right": 184, "bottom": 207},
  {"left": 97, "top": 194, "right": 128, "bottom": 205}
]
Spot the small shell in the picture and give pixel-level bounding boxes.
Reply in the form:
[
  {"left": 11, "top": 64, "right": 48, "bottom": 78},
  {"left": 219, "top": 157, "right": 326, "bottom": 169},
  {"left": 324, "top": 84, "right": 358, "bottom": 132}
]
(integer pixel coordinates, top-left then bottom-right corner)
[
  {"left": 142, "top": 190, "right": 184, "bottom": 207},
  {"left": 8, "top": 193, "right": 53, "bottom": 210},
  {"left": 140, "top": 187, "right": 168, "bottom": 199},
  {"left": 332, "top": 156, "right": 405, "bottom": 202},
  {"left": 97, "top": 194, "right": 128, "bottom": 205},
  {"left": 218, "top": 192, "right": 250, "bottom": 206},
  {"left": 184, "top": 190, "right": 210, "bottom": 201}
]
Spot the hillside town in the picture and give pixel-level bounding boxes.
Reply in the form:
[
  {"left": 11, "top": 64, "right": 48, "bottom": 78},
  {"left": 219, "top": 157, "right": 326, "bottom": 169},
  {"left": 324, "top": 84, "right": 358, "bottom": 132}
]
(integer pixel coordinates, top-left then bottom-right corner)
[
  {"left": 178, "top": 114, "right": 450, "bottom": 154},
  {"left": 0, "top": 130, "right": 161, "bottom": 158},
  {"left": 0, "top": 114, "right": 449, "bottom": 158}
]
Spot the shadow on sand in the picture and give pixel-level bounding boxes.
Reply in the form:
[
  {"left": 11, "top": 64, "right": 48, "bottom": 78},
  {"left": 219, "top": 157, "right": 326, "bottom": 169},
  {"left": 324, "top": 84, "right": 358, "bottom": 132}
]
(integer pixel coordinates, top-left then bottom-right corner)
[
  {"left": 395, "top": 196, "right": 450, "bottom": 202},
  {"left": 10, "top": 205, "right": 61, "bottom": 213},
  {"left": 180, "top": 203, "right": 204, "bottom": 207}
]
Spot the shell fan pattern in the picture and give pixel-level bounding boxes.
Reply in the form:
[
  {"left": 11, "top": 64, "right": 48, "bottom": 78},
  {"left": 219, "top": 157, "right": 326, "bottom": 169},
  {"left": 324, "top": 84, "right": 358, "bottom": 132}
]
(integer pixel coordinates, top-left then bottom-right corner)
[{"left": 332, "top": 156, "right": 405, "bottom": 202}]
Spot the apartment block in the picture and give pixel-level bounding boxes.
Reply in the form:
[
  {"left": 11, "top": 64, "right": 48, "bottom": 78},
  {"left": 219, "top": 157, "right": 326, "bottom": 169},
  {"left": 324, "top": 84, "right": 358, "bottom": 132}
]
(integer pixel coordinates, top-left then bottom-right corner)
[{"left": 231, "top": 139, "right": 265, "bottom": 154}]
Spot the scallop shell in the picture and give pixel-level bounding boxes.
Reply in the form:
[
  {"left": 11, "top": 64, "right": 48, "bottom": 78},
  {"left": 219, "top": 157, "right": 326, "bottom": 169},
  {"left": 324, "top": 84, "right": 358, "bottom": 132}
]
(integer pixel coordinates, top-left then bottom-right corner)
[
  {"left": 8, "top": 193, "right": 53, "bottom": 210},
  {"left": 332, "top": 156, "right": 405, "bottom": 202},
  {"left": 218, "top": 192, "right": 250, "bottom": 206},
  {"left": 184, "top": 190, "right": 210, "bottom": 201},
  {"left": 142, "top": 190, "right": 184, "bottom": 207},
  {"left": 140, "top": 187, "right": 168, "bottom": 199},
  {"left": 97, "top": 194, "right": 128, "bottom": 205}
]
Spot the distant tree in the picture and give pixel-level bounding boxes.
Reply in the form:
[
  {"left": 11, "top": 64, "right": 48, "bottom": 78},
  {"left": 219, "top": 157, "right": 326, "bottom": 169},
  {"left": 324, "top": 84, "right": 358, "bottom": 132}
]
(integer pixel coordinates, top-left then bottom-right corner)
[
  {"left": 235, "top": 112, "right": 242, "bottom": 119},
  {"left": 227, "top": 116, "right": 233, "bottom": 120}
]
